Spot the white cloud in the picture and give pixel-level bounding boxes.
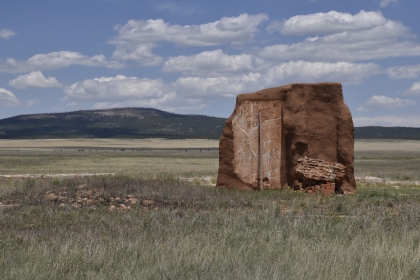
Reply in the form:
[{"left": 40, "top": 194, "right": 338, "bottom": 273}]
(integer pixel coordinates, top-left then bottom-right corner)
[
  {"left": 402, "top": 81, "right": 420, "bottom": 95},
  {"left": 0, "top": 28, "right": 16, "bottom": 39},
  {"left": 163, "top": 51, "right": 380, "bottom": 85},
  {"left": 268, "top": 10, "right": 387, "bottom": 35},
  {"left": 260, "top": 39, "right": 420, "bottom": 62},
  {"left": 261, "top": 11, "right": 420, "bottom": 62},
  {"left": 63, "top": 75, "right": 171, "bottom": 102},
  {"left": 109, "top": 14, "right": 268, "bottom": 63},
  {"left": 387, "top": 65, "right": 420, "bottom": 79},
  {"left": 111, "top": 44, "right": 162, "bottom": 66},
  {"left": 353, "top": 115, "right": 420, "bottom": 127},
  {"left": 357, "top": 95, "right": 417, "bottom": 111},
  {"left": 0, "top": 88, "right": 19, "bottom": 107},
  {"left": 111, "top": 13, "right": 268, "bottom": 46},
  {"left": 9, "top": 71, "right": 62, "bottom": 89},
  {"left": 380, "top": 0, "right": 399, "bottom": 8},
  {"left": 163, "top": 49, "right": 262, "bottom": 76},
  {"left": 264, "top": 61, "right": 380, "bottom": 85},
  {"left": 91, "top": 92, "right": 178, "bottom": 110},
  {"left": 174, "top": 73, "right": 262, "bottom": 98},
  {"left": 63, "top": 73, "right": 262, "bottom": 112},
  {"left": 0, "top": 87, "right": 38, "bottom": 108},
  {"left": 0, "top": 51, "right": 125, "bottom": 74}
]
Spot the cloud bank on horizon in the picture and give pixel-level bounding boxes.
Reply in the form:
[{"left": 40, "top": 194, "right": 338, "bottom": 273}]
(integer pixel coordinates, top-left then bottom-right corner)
[{"left": 1, "top": 0, "right": 420, "bottom": 127}]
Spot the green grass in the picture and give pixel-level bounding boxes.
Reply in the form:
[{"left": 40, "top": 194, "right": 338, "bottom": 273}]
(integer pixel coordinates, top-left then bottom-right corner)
[{"left": 1, "top": 139, "right": 420, "bottom": 279}]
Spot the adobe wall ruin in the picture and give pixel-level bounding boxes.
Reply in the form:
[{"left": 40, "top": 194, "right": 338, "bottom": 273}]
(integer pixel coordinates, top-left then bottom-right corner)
[{"left": 216, "top": 82, "right": 356, "bottom": 194}]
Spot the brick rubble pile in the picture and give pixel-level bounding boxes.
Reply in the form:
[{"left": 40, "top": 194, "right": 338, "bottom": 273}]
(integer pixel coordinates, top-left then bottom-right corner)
[{"left": 294, "top": 157, "right": 345, "bottom": 182}]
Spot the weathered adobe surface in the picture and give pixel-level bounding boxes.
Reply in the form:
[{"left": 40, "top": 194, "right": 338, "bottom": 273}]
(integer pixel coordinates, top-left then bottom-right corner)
[{"left": 216, "top": 82, "right": 356, "bottom": 194}]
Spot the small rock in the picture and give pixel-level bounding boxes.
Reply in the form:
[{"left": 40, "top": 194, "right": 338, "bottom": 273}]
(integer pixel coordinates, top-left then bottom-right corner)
[
  {"left": 141, "top": 199, "right": 155, "bottom": 206},
  {"left": 77, "top": 184, "right": 87, "bottom": 190},
  {"left": 44, "top": 193, "right": 58, "bottom": 201}
]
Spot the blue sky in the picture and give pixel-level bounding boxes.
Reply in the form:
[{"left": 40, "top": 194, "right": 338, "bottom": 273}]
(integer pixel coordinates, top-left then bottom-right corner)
[{"left": 1, "top": 0, "right": 420, "bottom": 126}]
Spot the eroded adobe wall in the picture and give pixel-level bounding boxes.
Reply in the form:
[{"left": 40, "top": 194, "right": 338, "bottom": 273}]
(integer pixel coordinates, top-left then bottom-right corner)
[
  {"left": 231, "top": 100, "right": 287, "bottom": 190},
  {"left": 216, "top": 82, "right": 356, "bottom": 194}
]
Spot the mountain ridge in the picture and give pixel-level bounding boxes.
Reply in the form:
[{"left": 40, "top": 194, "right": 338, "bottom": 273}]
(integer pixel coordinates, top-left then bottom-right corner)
[
  {"left": 0, "top": 107, "right": 225, "bottom": 139},
  {"left": 1, "top": 108, "right": 419, "bottom": 140}
]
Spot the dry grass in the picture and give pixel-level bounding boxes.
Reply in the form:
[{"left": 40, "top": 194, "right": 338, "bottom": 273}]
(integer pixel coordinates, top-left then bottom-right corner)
[
  {"left": 354, "top": 140, "right": 420, "bottom": 181},
  {"left": 1, "top": 176, "right": 420, "bottom": 279},
  {"left": 355, "top": 139, "right": 420, "bottom": 152},
  {"left": 0, "top": 138, "right": 219, "bottom": 151},
  {"left": 1, "top": 139, "right": 420, "bottom": 279},
  {"left": 0, "top": 150, "right": 219, "bottom": 178}
]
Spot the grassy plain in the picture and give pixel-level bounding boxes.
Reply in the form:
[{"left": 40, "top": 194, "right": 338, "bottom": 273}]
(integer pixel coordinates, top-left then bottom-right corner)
[{"left": 1, "top": 139, "right": 420, "bottom": 279}]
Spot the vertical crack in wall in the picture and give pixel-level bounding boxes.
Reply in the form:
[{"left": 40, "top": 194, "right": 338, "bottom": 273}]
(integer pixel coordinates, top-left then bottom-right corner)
[{"left": 232, "top": 100, "right": 285, "bottom": 189}]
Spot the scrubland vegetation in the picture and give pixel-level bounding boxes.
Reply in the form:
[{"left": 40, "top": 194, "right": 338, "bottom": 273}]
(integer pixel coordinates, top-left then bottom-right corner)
[{"left": 1, "top": 139, "right": 420, "bottom": 279}]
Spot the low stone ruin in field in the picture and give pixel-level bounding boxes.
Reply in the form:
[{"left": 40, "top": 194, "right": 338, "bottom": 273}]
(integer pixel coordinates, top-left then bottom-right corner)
[
  {"left": 216, "top": 82, "right": 356, "bottom": 194},
  {"left": 293, "top": 157, "right": 345, "bottom": 195}
]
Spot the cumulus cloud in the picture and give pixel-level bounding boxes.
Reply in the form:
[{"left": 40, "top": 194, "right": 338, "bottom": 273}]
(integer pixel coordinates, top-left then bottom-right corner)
[
  {"left": 109, "top": 14, "right": 268, "bottom": 63},
  {"left": 387, "top": 64, "right": 420, "bottom": 79},
  {"left": 0, "top": 88, "right": 19, "bottom": 107},
  {"left": 0, "top": 51, "right": 125, "bottom": 74},
  {"left": 353, "top": 115, "right": 420, "bottom": 127},
  {"left": 267, "top": 10, "right": 387, "bottom": 35},
  {"left": 9, "top": 71, "right": 62, "bottom": 89},
  {"left": 163, "top": 49, "right": 263, "bottom": 76},
  {"left": 63, "top": 75, "right": 171, "bottom": 102},
  {"left": 380, "top": 0, "right": 399, "bottom": 8},
  {"left": 0, "top": 28, "right": 16, "bottom": 39},
  {"left": 174, "top": 73, "right": 262, "bottom": 98},
  {"left": 264, "top": 61, "right": 380, "bottom": 85},
  {"left": 0, "top": 87, "right": 38, "bottom": 107},
  {"left": 163, "top": 51, "right": 380, "bottom": 85},
  {"left": 63, "top": 73, "right": 263, "bottom": 111},
  {"left": 261, "top": 10, "right": 420, "bottom": 62},
  {"left": 357, "top": 95, "right": 417, "bottom": 111},
  {"left": 111, "top": 44, "right": 162, "bottom": 66},
  {"left": 91, "top": 92, "right": 178, "bottom": 110},
  {"left": 402, "top": 81, "right": 420, "bottom": 95}
]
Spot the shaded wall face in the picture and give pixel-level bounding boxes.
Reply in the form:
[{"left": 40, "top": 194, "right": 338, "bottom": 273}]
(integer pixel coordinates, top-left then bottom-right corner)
[{"left": 231, "top": 100, "right": 286, "bottom": 189}]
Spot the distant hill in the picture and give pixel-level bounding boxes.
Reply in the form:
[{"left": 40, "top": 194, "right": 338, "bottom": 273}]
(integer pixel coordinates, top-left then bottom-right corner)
[
  {"left": 354, "top": 126, "right": 420, "bottom": 140},
  {"left": 0, "top": 108, "right": 419, "bottom": 140},
  {"left": 0, "top": 108, "right": 226, "bottom": 139}
]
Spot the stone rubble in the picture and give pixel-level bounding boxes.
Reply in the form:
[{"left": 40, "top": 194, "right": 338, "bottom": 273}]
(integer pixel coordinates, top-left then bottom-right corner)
[
  {"left": 43, "top": 184, "right": 138, "bottom": 210},
  {"left": 293, "top": 157, "right": 346, "bottom": 195}
]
